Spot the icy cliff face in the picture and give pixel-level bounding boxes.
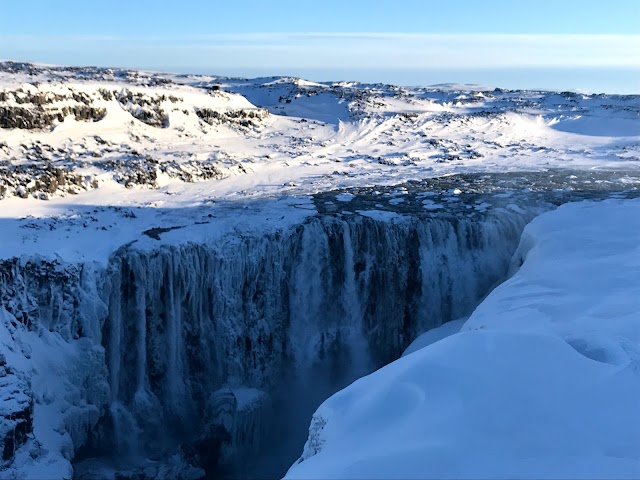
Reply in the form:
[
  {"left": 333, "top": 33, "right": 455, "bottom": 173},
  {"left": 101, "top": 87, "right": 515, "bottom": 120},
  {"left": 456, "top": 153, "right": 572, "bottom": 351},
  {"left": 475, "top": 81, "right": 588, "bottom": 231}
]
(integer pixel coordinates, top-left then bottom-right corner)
[
  {"left": 0, "top": 208, "right": 530, "bottom": 478},
  {"left": 0, "top": 304, "right": 109, "bottom": 479},
  {"left": 97, "top": 211, "right": 528, "bottom": 472}
]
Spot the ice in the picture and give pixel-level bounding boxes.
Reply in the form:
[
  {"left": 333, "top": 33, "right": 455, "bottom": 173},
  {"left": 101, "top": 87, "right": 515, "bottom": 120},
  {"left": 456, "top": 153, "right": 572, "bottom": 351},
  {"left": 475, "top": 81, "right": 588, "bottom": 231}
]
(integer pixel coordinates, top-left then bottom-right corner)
[
  {"left": 97, "top": 211, "right": 527, "bottom": 469},
  {"left": 0, "top": 203, "right": 530, "bottom": 477},
  {"left": 0, "top": 306, "right": 108, "bottom": 479},
  {"left": 335, "top": 193, "right": 355, "bottom": 202}
]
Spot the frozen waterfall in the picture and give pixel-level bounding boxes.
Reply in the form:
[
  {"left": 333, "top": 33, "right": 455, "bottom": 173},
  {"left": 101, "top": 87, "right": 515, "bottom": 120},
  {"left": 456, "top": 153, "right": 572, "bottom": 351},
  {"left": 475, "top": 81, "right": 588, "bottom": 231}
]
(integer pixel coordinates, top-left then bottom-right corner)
[
  {"left": 93, "top": 211, "right": 530, "bottom": 475},
  {"left": 0, "top": 206, "right": 534, "bottom": 478}
]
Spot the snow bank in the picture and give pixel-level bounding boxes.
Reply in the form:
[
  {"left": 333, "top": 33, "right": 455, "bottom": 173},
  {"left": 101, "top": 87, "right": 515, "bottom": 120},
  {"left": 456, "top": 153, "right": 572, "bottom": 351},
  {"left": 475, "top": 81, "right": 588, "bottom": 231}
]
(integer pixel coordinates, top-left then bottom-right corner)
[
  {"left": 286, "top": 199, "right": 640, "bottom": 479},
  {"left": 464, "top": 198, "right": 640, "bottom": 347}
]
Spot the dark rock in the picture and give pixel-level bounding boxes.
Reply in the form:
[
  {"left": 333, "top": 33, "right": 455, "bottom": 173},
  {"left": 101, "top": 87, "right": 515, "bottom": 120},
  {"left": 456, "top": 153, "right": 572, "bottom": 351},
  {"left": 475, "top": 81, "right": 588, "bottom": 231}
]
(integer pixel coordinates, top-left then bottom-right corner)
[
  {"left": 181, "top": 425, "right": 231, "bottom": 478},
  {"left": 194, "top": 107, "right": 268, "bottom": 128}
]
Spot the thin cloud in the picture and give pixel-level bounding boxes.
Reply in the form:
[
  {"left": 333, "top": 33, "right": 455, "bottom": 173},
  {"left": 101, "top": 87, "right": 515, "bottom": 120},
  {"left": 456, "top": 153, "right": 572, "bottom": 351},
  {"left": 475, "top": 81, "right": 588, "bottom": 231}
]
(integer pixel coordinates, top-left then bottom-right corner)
[{"left": 2, "top": 33, "right": 638, "bottom": 69}]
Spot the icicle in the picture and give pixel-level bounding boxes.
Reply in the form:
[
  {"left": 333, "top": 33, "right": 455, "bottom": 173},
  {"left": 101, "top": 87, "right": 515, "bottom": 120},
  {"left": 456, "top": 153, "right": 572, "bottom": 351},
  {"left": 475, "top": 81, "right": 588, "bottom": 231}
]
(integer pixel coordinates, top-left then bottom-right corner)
[{"left": 134, "top": 261, "right": 147, "bottom": 396}]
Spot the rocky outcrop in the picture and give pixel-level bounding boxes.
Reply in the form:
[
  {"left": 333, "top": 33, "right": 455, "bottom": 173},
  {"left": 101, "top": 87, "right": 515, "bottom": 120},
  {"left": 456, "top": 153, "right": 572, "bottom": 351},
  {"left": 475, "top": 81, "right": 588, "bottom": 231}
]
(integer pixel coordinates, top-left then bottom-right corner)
[
  {"left": 0, "top": 84, "right": 267, "bottom": 131},
  {"left": 113, "top": 89, "right": 182, "bottom": 128},
  {"left": 0, "top": 88, "right": 107, "bottom": 129},
  {"left": 0, "top": 155, "right": 243, "bottom": 200},
  {"left": 0, "top": 105, "right": 106, "bottom": 129},
  {"left": 0, "top": 163, "right": 94, "bottom": 200},
  {"left": 99, "top": 156, "right": 228, "bottom": 188},
  {"left": 195, "top": 107, "right": 269, "bottom": 128}
]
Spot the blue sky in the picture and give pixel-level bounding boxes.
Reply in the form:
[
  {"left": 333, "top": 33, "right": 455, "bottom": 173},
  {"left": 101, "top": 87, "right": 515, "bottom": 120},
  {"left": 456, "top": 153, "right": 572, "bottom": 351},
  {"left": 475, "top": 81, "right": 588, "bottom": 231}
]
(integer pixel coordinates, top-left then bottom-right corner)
[{"left": 2, "top": 0, "right": 639, "bottom": 92}]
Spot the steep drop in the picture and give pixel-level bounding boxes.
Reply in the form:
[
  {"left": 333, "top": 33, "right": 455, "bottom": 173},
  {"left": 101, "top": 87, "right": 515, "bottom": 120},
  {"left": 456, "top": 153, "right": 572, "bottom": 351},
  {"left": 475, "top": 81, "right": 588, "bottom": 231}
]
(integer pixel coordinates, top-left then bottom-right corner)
[{"left": 80, "top": 210, "right": 530, "bottom": 477}]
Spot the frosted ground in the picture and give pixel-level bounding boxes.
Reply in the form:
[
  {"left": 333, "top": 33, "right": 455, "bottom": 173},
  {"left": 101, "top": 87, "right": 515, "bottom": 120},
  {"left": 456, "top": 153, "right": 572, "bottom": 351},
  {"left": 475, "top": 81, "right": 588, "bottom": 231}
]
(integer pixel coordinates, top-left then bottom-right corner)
[{"left": 0, "top": 62, "right": 639, "bottom": 479}]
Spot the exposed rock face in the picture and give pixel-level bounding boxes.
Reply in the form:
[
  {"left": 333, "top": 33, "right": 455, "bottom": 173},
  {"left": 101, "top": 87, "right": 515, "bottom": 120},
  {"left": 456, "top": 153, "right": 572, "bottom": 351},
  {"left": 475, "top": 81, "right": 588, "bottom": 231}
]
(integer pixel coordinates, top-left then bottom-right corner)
[
  {"left": 99, "top": 156, "right": 229, "bottom": 188},
  {"left": 0, "top": 88, "right": 107, "bottom": 129},
  {"left": 0, "top": 156, "right": 240, "bottom": 199},
  {"left": 195, "top": 107, "right": 269, "bottom": 128},
  {"left": 0, "top": 164, "right": 94, "bottom": 200},
  {"left": 0, "top": 84, "right": 268, "bottom": 132},
  {"left": 113, "top": 89, "right": 182, "bottom": 128},
  {"left": 0, "top": 105, "right": 106, "bottom": 129}
]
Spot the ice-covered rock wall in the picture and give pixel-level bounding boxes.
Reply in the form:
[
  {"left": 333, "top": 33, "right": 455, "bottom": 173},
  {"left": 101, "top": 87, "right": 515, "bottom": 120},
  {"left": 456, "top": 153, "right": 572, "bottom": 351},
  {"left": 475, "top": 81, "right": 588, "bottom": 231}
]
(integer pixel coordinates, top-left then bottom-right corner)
[
  {"left": 0, "top": 209, "right": 532, "bottom": 477},
  {"left": 94, "top": 211, "right": 530, "bottom": 473}
]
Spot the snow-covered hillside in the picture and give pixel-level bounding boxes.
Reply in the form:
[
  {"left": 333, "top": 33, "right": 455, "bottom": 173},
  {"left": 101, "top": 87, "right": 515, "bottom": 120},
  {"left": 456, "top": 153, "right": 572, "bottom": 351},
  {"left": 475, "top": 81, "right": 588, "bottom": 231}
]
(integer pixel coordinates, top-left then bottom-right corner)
[
  {"left": 287, "top": 199, "right": 640, "bottom": 479},
  {"left": 0, "top": 62, "right": 639, "bottom": 479},
  {"left": 1, "top": 61, "right": 638, "bottom": 208},
  {"left": 1, "top": 62, "right": 638, "bottom": 262}
]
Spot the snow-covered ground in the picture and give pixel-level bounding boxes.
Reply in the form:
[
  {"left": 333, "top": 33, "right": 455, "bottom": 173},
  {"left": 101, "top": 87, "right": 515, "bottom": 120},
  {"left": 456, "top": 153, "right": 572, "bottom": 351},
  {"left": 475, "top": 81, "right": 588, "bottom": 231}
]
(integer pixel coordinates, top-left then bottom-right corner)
[
  {"left": 0, "top": 62, "right": 638, "bottom": 263},
  {"left": 1, "top": 62, "right": 639, "bottom": 479},
  {"left": 286, "top": 198, "right": 640, "bottom": 479}
]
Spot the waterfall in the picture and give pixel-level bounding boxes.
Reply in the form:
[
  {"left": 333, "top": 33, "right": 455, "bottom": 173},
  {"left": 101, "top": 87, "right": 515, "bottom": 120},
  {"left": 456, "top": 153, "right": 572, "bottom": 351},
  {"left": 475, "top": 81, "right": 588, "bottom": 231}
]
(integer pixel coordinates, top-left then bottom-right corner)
[
  {"left": 0, "top": 205, "right": 534, "bottom": 477},
  {"left": 94, "top": 210, "right": 530, "bottom": 473}
]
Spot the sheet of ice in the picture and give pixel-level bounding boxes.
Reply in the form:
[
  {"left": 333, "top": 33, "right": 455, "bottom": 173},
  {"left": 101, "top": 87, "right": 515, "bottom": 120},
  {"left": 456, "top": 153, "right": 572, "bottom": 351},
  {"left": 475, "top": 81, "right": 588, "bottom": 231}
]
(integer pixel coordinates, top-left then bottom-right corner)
[
  {"left": 286, "top": 199, "right": 640, "bottom": 479},
  {"left": 335, "top": 193, "right": 355, "bottom": 202},
  {"left": 422, "top": 199, "right": 444, "bottom": 210}
]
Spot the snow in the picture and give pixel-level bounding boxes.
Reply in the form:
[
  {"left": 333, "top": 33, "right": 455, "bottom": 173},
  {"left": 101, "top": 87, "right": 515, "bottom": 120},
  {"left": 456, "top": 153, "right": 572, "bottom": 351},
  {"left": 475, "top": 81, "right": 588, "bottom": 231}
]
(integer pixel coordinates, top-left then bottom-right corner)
[
  {"left": 354, "top": 209, "right": 403, "bottom": 222},
  {"left": 335, "top": 193, "right": 355, "bottom": 202},
  {"left": 401, "top": 318, "right": 466, "bottom": 357},
  {"left": 0, "top": 307, "right": 108, "bottom": 479},
  {"left": 0, "top": 194, "right": 317, "bottom": 265},
  {"left": 1, "top": 63, "right": 640, "bottom": 478},
  {"left": 0, "top": 64, "right": 639, "bottom": 266},
  {"left": 548, "top": 115, "right": 640, "bottom": 137},
  {"left": 463, "top": 198, "right": 640, "bottom": 345},
  {"left": 231, "top": 388, "right": 268, "bottom": 411},
  {"left": 421, "top": 199, "right": 444, "bottom": 210},
  {"left": 286, "top": 199, "right": 640, "bottom": 479}
]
